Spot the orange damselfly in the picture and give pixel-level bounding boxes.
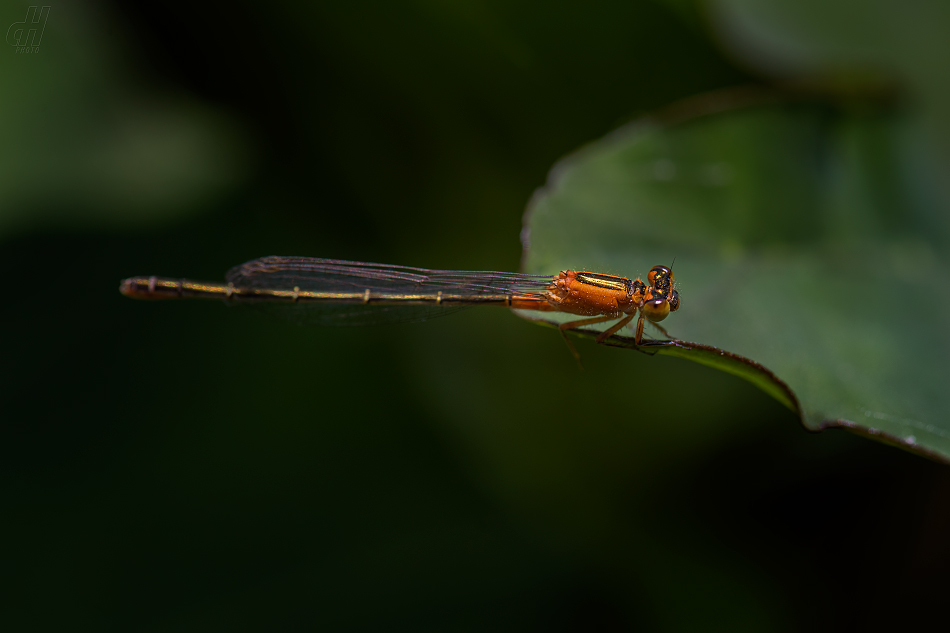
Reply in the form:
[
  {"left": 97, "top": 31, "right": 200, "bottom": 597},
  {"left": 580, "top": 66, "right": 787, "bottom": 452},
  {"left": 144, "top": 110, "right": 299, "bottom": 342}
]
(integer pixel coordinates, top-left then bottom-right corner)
[{"left": 119, "top": 256, "right": 679, "bottom": 359}]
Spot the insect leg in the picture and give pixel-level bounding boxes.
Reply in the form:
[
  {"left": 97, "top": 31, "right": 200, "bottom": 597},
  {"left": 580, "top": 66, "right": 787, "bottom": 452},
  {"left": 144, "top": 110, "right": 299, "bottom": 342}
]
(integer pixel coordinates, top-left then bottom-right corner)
[
  {"left": 558, "top": 314, "right": 618, "bottom": 366},
  {"left": 595, "top": 313, "right": 636, "bottom": 344}
]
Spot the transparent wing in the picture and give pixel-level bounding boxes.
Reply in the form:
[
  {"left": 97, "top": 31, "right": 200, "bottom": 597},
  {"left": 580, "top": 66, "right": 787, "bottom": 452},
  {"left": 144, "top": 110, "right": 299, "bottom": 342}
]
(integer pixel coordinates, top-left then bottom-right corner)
[
  {"left": 226, "top": 256, "right": 552, "bottom": 294},
  {"left": 225, "top": 257, "right": 554, "bottom": 326}
]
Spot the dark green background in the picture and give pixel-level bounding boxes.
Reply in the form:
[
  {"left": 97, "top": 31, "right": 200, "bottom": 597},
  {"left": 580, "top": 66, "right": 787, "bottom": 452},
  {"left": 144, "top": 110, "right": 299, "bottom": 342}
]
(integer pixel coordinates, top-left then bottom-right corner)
[{"left": 3, "top": 1, "right": 948, "bottom": 630}]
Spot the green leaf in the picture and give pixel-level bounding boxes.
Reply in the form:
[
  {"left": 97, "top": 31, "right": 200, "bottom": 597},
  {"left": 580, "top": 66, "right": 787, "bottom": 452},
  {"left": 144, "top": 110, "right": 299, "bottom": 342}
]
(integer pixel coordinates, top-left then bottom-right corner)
[{"left": 518, "top": 91, "right": 950, "bottom": 463}]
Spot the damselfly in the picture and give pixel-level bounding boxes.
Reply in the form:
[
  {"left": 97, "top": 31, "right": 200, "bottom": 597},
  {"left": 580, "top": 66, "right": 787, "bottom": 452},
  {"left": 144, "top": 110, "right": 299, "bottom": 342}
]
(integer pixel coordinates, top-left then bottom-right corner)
[{"left": 119, "top": 257, "right": 679, "bottom": 359}]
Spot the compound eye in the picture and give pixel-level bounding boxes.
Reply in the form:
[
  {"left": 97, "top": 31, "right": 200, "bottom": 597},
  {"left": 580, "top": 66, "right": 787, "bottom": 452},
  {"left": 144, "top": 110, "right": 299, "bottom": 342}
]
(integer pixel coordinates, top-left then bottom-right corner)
[
  {"left": 647, "top": 265, "right": 673, "bottom": 287},
  {"left": 668, "top": 289, "right": 680, "bottom": 312},
  {"left": 642, "top": 296, "right": 670, "bottom": 322}
]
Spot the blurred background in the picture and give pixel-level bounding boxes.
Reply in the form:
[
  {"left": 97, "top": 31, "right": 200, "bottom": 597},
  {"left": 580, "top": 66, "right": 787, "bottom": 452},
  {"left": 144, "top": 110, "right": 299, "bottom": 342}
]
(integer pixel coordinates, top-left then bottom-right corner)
[{"left": 3, "top": 1, "right": 949, "bottom": 630}]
